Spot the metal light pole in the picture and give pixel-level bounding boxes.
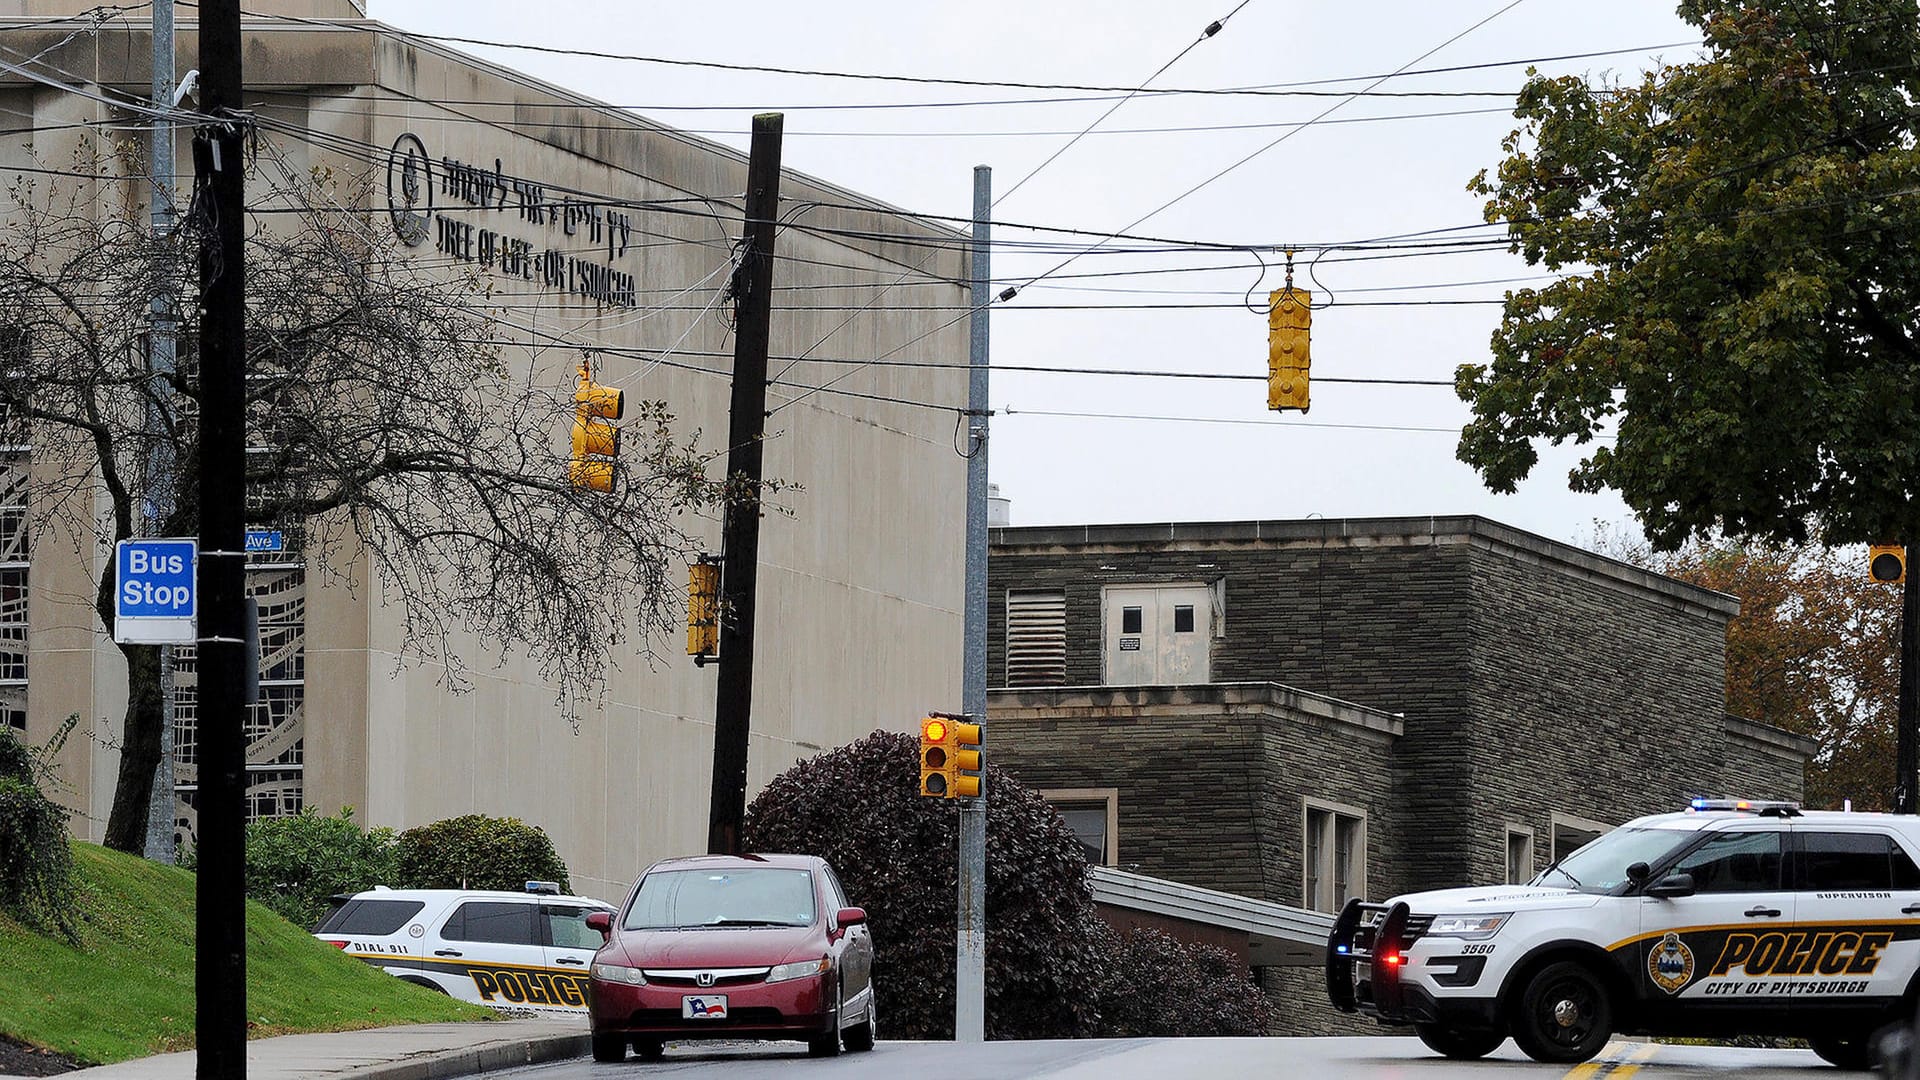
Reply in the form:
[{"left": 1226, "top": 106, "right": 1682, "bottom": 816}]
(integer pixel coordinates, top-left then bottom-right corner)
[{"left": 955, "top": 164, "right": 991, "bottom": 1043}]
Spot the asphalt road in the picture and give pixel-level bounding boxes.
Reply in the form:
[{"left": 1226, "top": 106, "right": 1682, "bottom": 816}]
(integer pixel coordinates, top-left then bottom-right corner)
[{"left": 493, "top": 1035, "right": 1847, "bottom": 1079}]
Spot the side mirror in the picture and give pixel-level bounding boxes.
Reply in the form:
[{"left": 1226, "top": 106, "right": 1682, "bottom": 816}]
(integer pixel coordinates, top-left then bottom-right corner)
[
  {"left": 1643, "top": 873, "right": 1696, "bottom": 899},
  {"left": 1626, "top": 861, "right": 1650, "bottom": 885},
  {"left": 836, "top": 907, "right": 868, "bottom": 929},
  {"left": 585, "top": 910, "right": 612, "bottom": 942}
]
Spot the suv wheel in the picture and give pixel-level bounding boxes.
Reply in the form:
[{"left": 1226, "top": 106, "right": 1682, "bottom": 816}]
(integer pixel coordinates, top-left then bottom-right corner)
[
  {"left": 1414, "top": 1023, "right": 1504, "bottom": 1060},
  {"left": 634, "top": 1039, "right": 665, "bottom": 1061},
  {"left": 590, "top": 1033, "right": 626, "bottom": 1063},
  {"left": 1510, "top": 961, "right": 1612, "bottom": 1064},
  {"left": 1809, "top": 1030, "right": 1874, "bottom": 1071}
]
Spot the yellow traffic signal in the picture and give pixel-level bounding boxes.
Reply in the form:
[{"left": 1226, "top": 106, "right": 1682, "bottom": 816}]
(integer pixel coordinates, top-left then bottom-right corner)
[
  {"left": 1267, "top": 286, "right": 1311, "bottom": 413},
  {"left": 688, "top": 561, "right": 720, "bottom": 657},
  {"left": 919, "top": 717, "right": 953, "bottom": 797},
  {"left": 950, "top": 720, "right": 983, "bottom": 799},
  {"left": 569, "top": 371, "right": 624, "bottom": 492},
  {"left": 1870, "top": 545, "right": 1907, "bottom": 584}
]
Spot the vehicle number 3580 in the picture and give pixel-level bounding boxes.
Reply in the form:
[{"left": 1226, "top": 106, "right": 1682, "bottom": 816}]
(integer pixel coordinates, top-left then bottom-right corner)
[{"left": 1460, "top": 944, "right": 1496, "bottom": 955}]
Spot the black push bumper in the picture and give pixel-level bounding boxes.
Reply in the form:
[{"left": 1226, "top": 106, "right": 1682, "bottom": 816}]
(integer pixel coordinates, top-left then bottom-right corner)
[{"left": 1325, "top": 898, "right": 1501, "bottom": 1029}]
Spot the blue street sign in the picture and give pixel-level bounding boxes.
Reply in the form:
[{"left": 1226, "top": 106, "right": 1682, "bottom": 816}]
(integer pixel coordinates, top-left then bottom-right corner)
[
  {"left": 114, "top": 538, "right": 197, "bottom": 644},
  {"left": 245, "top": 529, "right": 285, "bottom": 554}
]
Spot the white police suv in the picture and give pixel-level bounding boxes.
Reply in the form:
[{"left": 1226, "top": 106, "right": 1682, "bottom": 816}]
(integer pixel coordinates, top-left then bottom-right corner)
[
  {"left": 1328, "top": 800, "right": 1920, "bottom": 1070},
  {"left": 314, "top": 882, "right": 614, "bottom": 1013}
]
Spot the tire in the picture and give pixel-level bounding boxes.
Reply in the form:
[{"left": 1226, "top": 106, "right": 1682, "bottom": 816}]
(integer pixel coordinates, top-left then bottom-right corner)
[
  {"left": 397, "top": 976, "right": 450, "bottom": 995},
  {"left": 1414, "top": 1023, "right": 1504, "bottom": 1060},
  {"left": 843, "top": 991, "right": 877, "bottom": 1053},
  {"left": 808, "top": 983, "right": 845, "bottom": 1058},
  {"left": 591, "top": 1033, "right": 626, "bottom": 1063},
  {"left": 1509, "top": 960, "right": 1613, "bottom": 1064},
  {"left": 634, "top": 1039, "right": 665, "bottom": 1061},
  {"left": 1809, "top": 1030, "right": 1875, "bottom": 1071}
]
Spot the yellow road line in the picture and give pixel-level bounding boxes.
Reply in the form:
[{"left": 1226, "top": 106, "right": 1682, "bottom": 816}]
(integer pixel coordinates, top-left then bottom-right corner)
[{"left": 1562, "top": 1040, "right": 1659, "bottom": 1079}]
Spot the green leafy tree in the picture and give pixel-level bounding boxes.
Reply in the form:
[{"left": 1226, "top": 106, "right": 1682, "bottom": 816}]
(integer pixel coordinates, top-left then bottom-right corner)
[
  {"left": 242, "top": 807, "right": 398, "bottom": 929},
  {"left": 394, "top": 814, "right": 571, "bottom": 893},
  {"left": 742, "top": 730, "right": 1273, "bottom": 1040},
  {"left": 1460, "top": 0, "right": 1920, "bottom": 549}
]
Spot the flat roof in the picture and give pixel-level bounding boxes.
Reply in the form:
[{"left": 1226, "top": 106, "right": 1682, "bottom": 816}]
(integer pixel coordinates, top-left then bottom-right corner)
[{"left": 991, "top": 514, "right": 1740, "bottom": 618}]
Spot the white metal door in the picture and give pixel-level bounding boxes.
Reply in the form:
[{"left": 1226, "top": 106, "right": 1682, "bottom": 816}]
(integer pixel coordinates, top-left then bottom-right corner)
[{"left": 1103, "top": 585, "right": 1209, "bottom": 685}]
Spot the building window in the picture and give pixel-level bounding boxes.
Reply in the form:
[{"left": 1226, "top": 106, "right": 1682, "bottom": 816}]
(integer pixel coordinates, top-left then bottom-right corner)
[
  {"left": 1305, "top": 799, "right": 1367, "bottom": 912},
  {"left": 1005, "top": 589, "right": 1066, "bottom": 686},
  {"left": 1549, "top": 812, "right": 1609, "bottom": 862},
  {"left": 1121, "top": 606, "right": 1142, "bottom": 634},
  {"left": 1506, "top": 826, "right": 1535, "bottom": 885},
  {"left": 1172, "top": 604, "right": 1194, "bottom": 633},
  {"left": 1041, "top": 788, "right": 1118, "bottom": 866}
]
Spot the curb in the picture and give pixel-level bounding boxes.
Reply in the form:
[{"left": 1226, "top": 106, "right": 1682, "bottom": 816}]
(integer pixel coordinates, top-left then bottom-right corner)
[{"left": 338, "top": 1032, "right": 590, "bottom": 1080}]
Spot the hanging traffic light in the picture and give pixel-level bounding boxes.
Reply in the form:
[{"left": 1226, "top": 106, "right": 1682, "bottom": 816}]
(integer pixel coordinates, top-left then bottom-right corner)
[
  {"left": 919, "top": 717, "right": 953, "bottom": 797},
  {"left": 569, "top": 365, "right": 623, "bottom": 492},
  {"left": 1870, "top": 545, "right": 1907, "bottom": 584},
  {"left": 950, "top": 720, "right": 983, "bottom": 799},
  {"left": 688, "top": 560, "right": 720, "bottom": 657},
  {"left": 1267, "top": 285, "right": 1311, "bottom": 413}
]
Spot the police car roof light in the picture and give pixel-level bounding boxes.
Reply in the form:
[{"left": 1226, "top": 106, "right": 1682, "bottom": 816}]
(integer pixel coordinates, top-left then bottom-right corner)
[
  {"left": 1685, "top": 798, "right": 1801, "bottom": 816},
  {"left": 525, "top": 880, "right": 560, "bottom": 895}
]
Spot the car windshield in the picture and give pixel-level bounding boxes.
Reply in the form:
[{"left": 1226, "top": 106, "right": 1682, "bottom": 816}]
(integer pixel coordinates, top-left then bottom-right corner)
[
  {"left": 624, "top": 868, "right": 816, "bottom": 930},
  {"left": 1534, "top": 826, "right": 1693, "bottom": 893}
]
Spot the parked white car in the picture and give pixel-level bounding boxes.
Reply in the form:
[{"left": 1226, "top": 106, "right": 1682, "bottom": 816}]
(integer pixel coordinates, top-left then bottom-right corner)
[{"left": 314, "top": 882, "right": 613, "bottom": 1013}]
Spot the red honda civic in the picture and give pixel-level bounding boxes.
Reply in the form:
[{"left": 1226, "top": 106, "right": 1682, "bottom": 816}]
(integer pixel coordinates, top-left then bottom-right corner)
[{"left": 584, "top": 853, "right": 877, "bottom": 1062}]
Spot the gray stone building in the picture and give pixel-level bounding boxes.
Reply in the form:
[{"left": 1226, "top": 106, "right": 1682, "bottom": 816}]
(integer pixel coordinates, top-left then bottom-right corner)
[{"left": 985, "top": 516, "right": 1813, "bottom": 1031}]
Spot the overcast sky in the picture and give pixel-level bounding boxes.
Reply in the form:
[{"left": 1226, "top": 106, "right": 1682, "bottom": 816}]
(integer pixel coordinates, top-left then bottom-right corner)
[{"left": 364, "top": 0, "right": 1707, "bottom": 547}]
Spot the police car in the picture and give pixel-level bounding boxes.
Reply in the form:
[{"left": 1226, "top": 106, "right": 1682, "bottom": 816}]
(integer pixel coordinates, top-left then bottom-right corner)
[
  {"left": 314, "top": 882, "right": 614, "bottom": 1012},
  {"left": 1327, "top": 800, "right": 1920, "bottom": 1070}
]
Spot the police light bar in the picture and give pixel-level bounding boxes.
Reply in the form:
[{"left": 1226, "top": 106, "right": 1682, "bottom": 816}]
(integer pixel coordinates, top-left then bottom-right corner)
[
  {"left": 525, "top": 880, "right": 561, "bottom": 895},
  {"left": 1686, "top": 798, "right": 1801, "bottom": 817}
]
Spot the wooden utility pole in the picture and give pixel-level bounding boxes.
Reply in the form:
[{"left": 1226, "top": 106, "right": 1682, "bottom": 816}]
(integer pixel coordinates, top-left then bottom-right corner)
[
  {"left": 194, "top": 1, "right": 249, "bottom": 1075},
  {"left": 707, "top": 114, "right": 783, "bottom": 855}
]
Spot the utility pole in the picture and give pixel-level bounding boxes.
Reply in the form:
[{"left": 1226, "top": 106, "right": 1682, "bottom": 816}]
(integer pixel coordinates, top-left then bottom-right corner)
[
  {"left": 194, "top": 1, "right": 248, "bottom": 1075},
  {"left": 955, "top": 164, "right": 991, "bottom": 1043},
  {"left": 707, "top": 114, "right": 783, "bottom": 856},
  {"left": 1899, "top": 542, "right": 1918, "bottom": 814},
  {"left": 141, "top": 0, "right": 179, "bottom": 865}
]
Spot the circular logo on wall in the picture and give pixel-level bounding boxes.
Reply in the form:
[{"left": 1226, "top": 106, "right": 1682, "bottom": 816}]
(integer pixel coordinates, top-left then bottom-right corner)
[{"left": 385, "top": 132, "right": 433, "bottom": 247}]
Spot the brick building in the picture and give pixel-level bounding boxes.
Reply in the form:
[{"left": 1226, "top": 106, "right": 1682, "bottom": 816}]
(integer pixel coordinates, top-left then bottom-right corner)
[{"left": 985, "top": 516, "right": 1814, "bottom": 1031}]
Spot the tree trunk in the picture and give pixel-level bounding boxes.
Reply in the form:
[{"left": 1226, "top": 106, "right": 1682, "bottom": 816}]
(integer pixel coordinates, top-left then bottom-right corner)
[{"left": 102, "top": 642, "right": 165, "bottom": 852}]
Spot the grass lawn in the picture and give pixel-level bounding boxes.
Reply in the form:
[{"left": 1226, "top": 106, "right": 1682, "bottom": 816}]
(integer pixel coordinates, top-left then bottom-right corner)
[{"left": 0, "top": 843, "right": 491, "bottom": 1065}]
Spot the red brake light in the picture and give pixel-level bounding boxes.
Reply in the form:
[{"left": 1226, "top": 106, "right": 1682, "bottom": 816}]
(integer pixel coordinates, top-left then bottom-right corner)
[
  {"left": 321, "top": 939, "right": 350, "bottom": 949},
  {"left": 1383, "top": 953, "right": 1403, "bottom": 966}
]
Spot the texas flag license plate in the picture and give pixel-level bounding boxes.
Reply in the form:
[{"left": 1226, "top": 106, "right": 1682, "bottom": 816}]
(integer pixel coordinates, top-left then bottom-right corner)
[{"left": 682, "top": 994, "right": 729, "bottom": 1020}]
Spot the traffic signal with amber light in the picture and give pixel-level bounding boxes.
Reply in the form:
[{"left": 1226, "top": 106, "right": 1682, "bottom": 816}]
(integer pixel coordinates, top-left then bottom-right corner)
[
  {"left": 569, "top": 370, "right": 624, "bottom": 492},
  {"left": 919, "top": 717, "right": 954, "bottom": 797},
  {"left": 687, "top": 560, "right": 720, "bottom": 657},
  {"left": 1870, "top": 545, "right": 1907, "bottom": 584},
  {"left": 1267, "top": 286, "right": 1311, "bottom": 412}
]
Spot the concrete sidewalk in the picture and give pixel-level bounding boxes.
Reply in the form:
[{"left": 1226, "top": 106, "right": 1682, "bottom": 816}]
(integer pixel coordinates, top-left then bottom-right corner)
[{"left": 57, "top": 1020, "right": 587, "bottom": 1080}]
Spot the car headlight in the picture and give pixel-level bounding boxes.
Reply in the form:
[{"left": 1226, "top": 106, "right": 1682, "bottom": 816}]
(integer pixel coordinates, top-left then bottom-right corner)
[
  {"left": 1425, "top": 913, "right": 1510, "bottom": 940},
  {"left": 591, "top": 963, "right": 646, "bottom": 985},
  {"left": 765, "top": 958, "right": 830, "bottom": 984}
]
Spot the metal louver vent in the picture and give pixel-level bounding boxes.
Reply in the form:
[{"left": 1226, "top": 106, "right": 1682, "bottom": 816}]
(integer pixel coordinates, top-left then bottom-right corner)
[{"left": 1005, "top": 590, "right": 1066, "bottom": 686}]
